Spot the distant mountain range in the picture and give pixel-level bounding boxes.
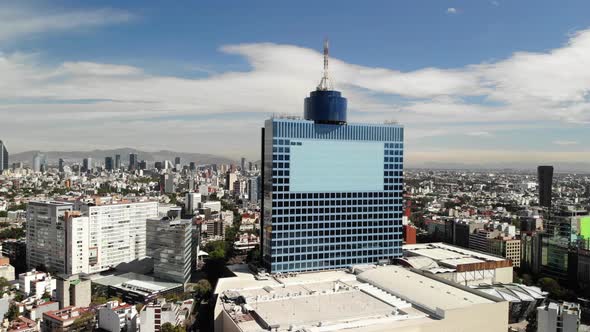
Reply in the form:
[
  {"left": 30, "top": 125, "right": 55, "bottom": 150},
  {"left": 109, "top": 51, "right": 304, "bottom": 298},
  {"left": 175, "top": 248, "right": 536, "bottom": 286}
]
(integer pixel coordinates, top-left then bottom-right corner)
[
  {"left": 10, "top": 148, "right": 237, "bottom": 166},
  {"left": 8, "top": 148, "right": 590, "bottom": 173},
  {"left": 408, "top": 161, "right": 590, "bottom": 174}
]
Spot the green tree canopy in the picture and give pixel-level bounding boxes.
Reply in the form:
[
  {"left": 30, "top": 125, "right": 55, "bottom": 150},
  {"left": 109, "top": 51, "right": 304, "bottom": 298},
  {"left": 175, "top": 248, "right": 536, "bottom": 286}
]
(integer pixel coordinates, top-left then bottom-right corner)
[
  {"left": 192, "top": 279, "right": 212, "bottom": 299},
  {"left": 161, "top": 322, "right": 186, "bottom": 332},
  {"left": 538, "top": 277, "right": 565, "bottom": 299},
  {"left": 4, "top": 304, "right": 18, "bottom": 321},
  {"left": 71, "top": 312, "right": 95, "bottom": 331},
  {"left": 205, "top": 240, "right": 229, "bottom": 261}
]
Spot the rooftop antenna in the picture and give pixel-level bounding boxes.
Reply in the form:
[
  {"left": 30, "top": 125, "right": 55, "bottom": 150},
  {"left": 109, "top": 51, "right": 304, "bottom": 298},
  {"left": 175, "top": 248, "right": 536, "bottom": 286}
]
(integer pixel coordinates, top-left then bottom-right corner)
[{"left": 317, "top": 39, "right": 333, "bottom": 91}]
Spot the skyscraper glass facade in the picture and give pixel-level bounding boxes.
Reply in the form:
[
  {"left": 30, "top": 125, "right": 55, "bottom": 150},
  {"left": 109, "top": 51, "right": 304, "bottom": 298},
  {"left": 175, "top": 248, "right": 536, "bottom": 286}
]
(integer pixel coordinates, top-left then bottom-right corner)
[
  {"left": 538, "top": 165, "right": 553, "bottom": 208},
  {"left": 0, "top": 140, "right": 8, "bottom": 172},
  {"left": 262, "top": 119, "right": 404, "bottom": 273}
]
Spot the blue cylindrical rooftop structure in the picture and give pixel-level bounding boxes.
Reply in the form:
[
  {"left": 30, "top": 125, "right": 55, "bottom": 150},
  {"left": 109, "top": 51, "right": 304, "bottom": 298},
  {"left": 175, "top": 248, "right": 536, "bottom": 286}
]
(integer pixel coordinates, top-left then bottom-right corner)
[{"left": 304, "top": 90, "right": 347, "bottom": 124}]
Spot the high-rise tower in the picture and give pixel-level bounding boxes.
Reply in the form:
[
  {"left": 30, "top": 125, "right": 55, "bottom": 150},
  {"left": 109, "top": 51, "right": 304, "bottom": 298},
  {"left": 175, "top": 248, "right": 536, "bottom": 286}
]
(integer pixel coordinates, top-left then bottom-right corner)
[
  {"left": 260, "top": 41, "right": 404, "bottom": 273},
  {"left": 0, "top": 140, "right": 8, "bottom": 173},
  {"left": 129, "top": 153, "right": 138, "bottom": 171},
  {"left": 33, "top": 153, "right": 46, "bottom": 173},
  {"left": 82, "top": 157, "right": 92, "bottom": 173},
  {"left": 115, "top": 154, "right": 121, "bottom": 170},
  {"left": 105, "top": 157, "right": 113, "bottom": 171},
  {"left": 538, "top": 165, "right": 554, "bottom": 208}
]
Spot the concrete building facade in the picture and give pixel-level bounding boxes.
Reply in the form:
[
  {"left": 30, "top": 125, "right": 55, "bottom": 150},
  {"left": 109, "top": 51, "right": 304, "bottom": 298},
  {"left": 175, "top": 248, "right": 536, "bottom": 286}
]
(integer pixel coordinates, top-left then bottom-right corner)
[
  {"left": 26, "top": 201, "right": 74, "bottom": 272},
  {"left": 97, "top": 300, "right": 138, "bottom": 332},
  {"left": 147, "top": 218, "right": 193, "bottom": 284},
  {"left": 490, "top": 238, "right": 521, "bottom": 268},
  {"left": 18, "top": 270, "right": 56, "bottom": 299},
  {"left": 55, "top": 274, "right": 91, "bottom": 309},
  {"left": 27, "top": 200, "right": 158, "bottom": 275},
  {"left": 185, "top": 192, "right": 202, "bottom": 215},
  {"left": 537, "top": 302, "right": 580, "bottom": 332},
  {"left": 80, "top": 201, "right": 158, "bottom": 274},
  {"left": 0, "top": 257, "right": 15, "bottom": 281},
  {"left": 139, "top": 299, "right": 184, "bottom": 332},
  {"left": 42, "top": 306, "right": 90, "bottom": 332}
]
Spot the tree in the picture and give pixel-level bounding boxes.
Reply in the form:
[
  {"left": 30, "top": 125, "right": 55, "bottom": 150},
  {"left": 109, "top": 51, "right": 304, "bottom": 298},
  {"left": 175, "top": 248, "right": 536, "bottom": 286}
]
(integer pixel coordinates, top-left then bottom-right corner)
[
  {"left": 246, "top": 248, "right": 261, "bottom": 264},
  {"left": 225, "top": 225, "right": 239, "bottom": 242},
  {"left": 0, "top": 277, "right": 9, "bottom": 297},
  {"left": 0, "top": 227, "right": 25, "bottom": 240},
  {"left": 205, "top": 241, "right": 228, "bottom": 261},
  {"left": 4, "top": 304, "right": 19, "bottom": 321},
  {"left": 538, "top": 277, "right": 565, "bottom": 299},
  {"left": 161, "top": 322, "right": 186, "bottom": 332},
  {"left": 8, "top": 203, "right": 27, "bottom": 211},
  {"left": 521, "top": 273, "right": 534, "bottom": 286},
  {"left": 168, "top": 194, "right": 178, "bottom": 205},
  {"left": 71, "top": 312, "right": 95, "bottom": 332},
  {"left": 0, "top": 277, "right": 10, "bottom": 288},
  {"left": 90, "top": 296, "right": 108, "bottom": 306},
  {"left": 164, "top": 293, "right": 182, "bottom": 303},
  {"left": 192, "top": 279, "right": 212, "bottom": 299},
  {"left": 525, "top": 309, "right": 537, "bottom": 332}
]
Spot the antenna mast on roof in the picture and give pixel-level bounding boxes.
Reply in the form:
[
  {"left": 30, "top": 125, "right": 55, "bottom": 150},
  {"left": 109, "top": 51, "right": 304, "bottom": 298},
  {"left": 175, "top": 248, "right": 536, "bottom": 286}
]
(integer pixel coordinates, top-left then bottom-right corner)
[{"left": 317, "top": 39, "right": 333, "bottom": 91}]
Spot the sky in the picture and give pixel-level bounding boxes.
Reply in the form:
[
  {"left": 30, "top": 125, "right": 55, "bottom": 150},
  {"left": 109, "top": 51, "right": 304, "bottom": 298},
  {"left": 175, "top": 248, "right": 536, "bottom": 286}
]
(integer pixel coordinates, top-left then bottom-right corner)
[{"left": 1, "top": 0, "right": 590, "bottom": 166}]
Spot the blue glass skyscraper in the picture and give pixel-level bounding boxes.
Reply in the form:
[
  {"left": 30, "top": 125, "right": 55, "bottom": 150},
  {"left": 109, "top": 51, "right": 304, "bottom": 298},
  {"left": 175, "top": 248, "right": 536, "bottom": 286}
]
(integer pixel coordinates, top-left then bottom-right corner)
[
  {"left": 0, "top": 140, "right": 7, "bottom": 173},
  {"left": 261, "top": 41, "right": 404, "bottom": 273}
]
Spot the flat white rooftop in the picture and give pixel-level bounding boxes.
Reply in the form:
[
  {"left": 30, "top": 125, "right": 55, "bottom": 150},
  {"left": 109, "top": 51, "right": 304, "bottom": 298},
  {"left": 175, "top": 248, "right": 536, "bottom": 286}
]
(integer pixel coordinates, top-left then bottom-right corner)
[
  {"left": 217, "top": 264, "right": 502, "bottom": 332},
  {"left": 357, "top": 265, "right": 493, "bottom": 311},
  {"left": 404, "top": 242, "right": 506, "bottom": 263},
  {"left": 93, "top": 272, "right": 181, "bottom": 295}
]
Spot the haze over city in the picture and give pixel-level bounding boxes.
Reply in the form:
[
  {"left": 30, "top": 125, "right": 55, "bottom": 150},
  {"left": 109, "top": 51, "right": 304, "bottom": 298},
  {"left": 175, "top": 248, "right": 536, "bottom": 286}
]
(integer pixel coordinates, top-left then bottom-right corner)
[{"left": 1, "top": 1, "right": 590, "bottom": 168}]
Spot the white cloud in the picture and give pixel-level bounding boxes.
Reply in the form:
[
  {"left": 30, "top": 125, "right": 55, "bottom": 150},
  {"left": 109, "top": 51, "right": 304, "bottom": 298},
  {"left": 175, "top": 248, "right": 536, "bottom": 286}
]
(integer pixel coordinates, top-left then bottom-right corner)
[
  {"left": 1, "top": 17, "right": 590, "bottom": 161},
  {"left": 553, "top": 140, "right": 579, "bottom": 146},
  {"left": 446, "top": 7, "right": 458, "bottom": 14},
  {"left": 0, "top": 6, "right": 134, "bottom": 42},
  {"left": 466, "top": 131, "right": 493, "bottom": 137},
  {"left": 60, "top": 62, "right": 143, "bottom": 76},
  {"left": 491, "top": 1, "right": 500, "bottom": 6}
]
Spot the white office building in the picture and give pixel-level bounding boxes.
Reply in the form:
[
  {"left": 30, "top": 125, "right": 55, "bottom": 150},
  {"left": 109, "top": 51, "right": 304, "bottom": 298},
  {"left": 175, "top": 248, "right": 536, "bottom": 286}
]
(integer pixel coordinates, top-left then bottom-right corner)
[
  {"left": 79, "top": 201, "right": 158, "bottom": 274},
  {"left": 18, "top": 270, "right": 57, "bottom": 299},
  {"left": 27, "top": 200, "right": 158, "bottom": 275},
  {"left": 140, "top": 299, "right": 184, "bottom": 332},
  {"left": 97, "top": 300, "right": 138, "bottom": 332},
  {"left": 537, "top": 302, "right": 580, "bottom": 332},
  {"left": 203, "top": 201, "right": 221, "bottom": 213},
  {"left": 198, "top": 185, "right": 209, "bottom": 196}
]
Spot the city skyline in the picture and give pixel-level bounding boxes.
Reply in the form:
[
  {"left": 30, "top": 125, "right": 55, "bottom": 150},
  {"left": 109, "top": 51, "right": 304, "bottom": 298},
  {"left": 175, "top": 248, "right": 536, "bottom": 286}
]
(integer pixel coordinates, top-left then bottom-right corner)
[{"left": 1, "top": 1, "right": 590, "bottom": 165}]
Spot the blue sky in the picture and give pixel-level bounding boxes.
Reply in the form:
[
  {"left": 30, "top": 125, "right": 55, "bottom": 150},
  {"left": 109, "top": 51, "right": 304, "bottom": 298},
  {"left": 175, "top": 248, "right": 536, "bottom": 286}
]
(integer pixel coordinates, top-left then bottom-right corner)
[{"left": 1, "top": 0, "right": 590, "bottom": 166}]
